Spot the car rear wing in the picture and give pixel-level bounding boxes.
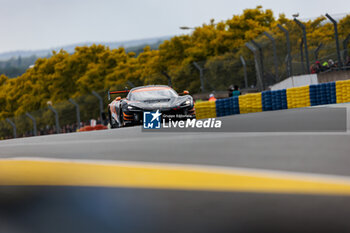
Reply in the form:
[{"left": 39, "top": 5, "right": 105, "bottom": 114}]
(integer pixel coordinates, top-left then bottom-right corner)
[{"left": 108, "top": 89, "right": 130, "bottom": 100}]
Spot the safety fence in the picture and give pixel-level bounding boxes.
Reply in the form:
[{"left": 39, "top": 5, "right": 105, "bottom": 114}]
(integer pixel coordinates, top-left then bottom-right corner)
[
  {"left": 159, "top": 14, "right": 350, "bottom": 95},
  {"left": 194, "top": 79, "right": 350, "bottom": 119},
  {"left": 0, "top": 90, "right": 108, "bottom": 140}
]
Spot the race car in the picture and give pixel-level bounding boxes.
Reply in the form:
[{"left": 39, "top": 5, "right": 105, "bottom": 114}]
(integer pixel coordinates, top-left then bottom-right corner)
[{"left": 107, "top": 85, "right": 195, "bottom": 128}]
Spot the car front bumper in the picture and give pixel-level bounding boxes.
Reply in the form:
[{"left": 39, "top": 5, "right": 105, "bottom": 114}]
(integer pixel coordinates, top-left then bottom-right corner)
[{"left": 123, "top": 106, "right": 195, "bottom": 125}]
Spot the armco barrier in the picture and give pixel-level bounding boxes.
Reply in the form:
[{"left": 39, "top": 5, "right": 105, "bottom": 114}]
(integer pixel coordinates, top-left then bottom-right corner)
[{"left": 195, "top": 78, "right": 350, "bottom": 120}]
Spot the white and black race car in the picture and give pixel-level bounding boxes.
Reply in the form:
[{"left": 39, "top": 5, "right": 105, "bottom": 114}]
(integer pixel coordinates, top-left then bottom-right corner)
[{"left": 107, "top": 85, "right": 195, "bottom": 128}]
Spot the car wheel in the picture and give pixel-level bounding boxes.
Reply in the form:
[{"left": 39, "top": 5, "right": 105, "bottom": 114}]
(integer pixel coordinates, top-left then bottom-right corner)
[{"left": 109, "top": 111, "right": 119, "bottom": 128}]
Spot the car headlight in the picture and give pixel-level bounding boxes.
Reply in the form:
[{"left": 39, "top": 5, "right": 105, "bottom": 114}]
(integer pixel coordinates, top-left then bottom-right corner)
[
  {"left": 127, "top": 105, "right": 141, "bottom": 111},
  {"left": 181, "top": 99, "right": 192, "bottom": 106}
]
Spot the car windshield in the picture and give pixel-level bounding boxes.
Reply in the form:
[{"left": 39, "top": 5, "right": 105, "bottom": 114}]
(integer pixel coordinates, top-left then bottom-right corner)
[{"left": 129, "top": 88, "right": 178, "bottom": 101}]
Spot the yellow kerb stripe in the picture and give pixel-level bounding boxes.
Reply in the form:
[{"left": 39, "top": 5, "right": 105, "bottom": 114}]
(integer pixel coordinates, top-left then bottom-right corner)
[{"left": 1, "top": 159, "right": 350, "bottom": 195}]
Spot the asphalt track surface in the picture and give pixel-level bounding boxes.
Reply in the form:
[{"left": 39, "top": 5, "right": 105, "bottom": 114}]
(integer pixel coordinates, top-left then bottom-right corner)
[{"left": 1, "top": 105, "right": 350, "bottom": 233}]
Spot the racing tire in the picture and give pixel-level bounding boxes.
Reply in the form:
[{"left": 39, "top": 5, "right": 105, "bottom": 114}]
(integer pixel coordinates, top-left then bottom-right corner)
[{"left": 108, "top": 110, "right": 119, "bottom": 128}]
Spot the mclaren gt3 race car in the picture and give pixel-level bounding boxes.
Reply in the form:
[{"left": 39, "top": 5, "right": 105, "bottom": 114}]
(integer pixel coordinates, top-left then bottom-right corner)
[{"left": 107, "top": 85, "right": 195, "bottom": 128}]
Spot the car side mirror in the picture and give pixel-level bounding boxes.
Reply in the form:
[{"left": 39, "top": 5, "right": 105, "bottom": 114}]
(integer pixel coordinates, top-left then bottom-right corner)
[
  {"left": 183, "top": 90, "right": 189, "bottom": 95},
  {"left": 115, "top": 96, "right": 121, "bottom": 101}
]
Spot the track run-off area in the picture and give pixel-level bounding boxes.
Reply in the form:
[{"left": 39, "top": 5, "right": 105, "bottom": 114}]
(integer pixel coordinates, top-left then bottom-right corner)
[{"left": 0, "top": 103, "right": 350, "bottom": 233}]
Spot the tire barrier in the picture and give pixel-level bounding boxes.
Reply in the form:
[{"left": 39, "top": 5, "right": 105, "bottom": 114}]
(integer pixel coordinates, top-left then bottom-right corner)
[
  {"left": 215, "top": 97, "right": 240, "bottom": 117},
  {"left": 239, "top": 93, "right": 262, "bottom": 114},
  {"left": 262, "top": 90, "right": 288, "bottom": 111},
  {"left": 336, "top": 79, "right": 350, "bottom": 104},
  {"left": 195, "top": 79, "right": 349, "bottom": 120},
  {"left": 194, "top": 101, "right": 217, "bottom": 119},
  {"left": 78, "top": 124, "right": 108, "bottom": 132},
  {"left": 310, "top": 82, "right": 336, "bottom": 106},
  {"left": 286, "top": 86, "right": 310, "bottom": 109}
]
